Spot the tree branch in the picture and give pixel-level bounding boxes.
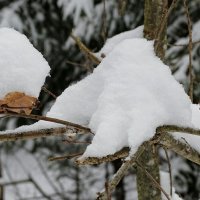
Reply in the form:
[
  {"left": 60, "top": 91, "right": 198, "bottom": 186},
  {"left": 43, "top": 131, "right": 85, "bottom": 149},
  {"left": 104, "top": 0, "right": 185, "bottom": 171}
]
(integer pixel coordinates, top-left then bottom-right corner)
[
  {"left": 184, "top": 0, "right": 193, "bottom": 101},
  {"left": 157, "top": 125, "right": 200, "bottom": 137},
  {"left": 70, "top": 33, "right": 101, "bottom": 65},
  {"left": 159, "top": 133, "right": 200, "bottom": 165},
  {"left": 76, "top": 147, "right": 129, "bottom": 165},
  {"left": 96, "top": 144, "right": 145, "bottom": 200},
  {"left": 154, "top": 0, "right": 179, "bottom": 53},
  {"left": 0, "top": 127, "right": 67, "bottom": 142},
  {"left": 5, "top": 112, "right": 91, "bottom": 133},
  {"left": 0, "top": 115, "right": 199, "bottom": 165}
]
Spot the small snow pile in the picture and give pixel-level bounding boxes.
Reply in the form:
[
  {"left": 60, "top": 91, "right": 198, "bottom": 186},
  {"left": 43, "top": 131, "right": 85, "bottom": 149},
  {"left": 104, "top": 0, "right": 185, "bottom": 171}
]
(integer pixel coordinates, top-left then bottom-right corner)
[
  {"left": 0, "top": 28, "right": 50, "bottom": 99},
  {"left": 172, "top": 104, "right": 200, "bottom": 153}
]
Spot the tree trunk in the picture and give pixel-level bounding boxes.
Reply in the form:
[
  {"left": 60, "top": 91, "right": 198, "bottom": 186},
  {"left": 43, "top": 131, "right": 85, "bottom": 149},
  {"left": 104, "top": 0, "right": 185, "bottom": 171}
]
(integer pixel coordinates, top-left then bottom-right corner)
[{"left": 136, "top": 1, "right": 168, "bottom": 200}]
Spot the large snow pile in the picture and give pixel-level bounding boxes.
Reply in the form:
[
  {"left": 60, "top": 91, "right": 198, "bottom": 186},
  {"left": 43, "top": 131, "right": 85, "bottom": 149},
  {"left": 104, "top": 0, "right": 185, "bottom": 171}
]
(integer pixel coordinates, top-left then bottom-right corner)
[
  {"left": 0, "top": 28, "right": 50, "bottom": 99},
  {"left": 11, "top": 35, "right": 193, "bottom": 158},
  {"left": 81, "top": 38, "right": 192, "bottom": 157}
]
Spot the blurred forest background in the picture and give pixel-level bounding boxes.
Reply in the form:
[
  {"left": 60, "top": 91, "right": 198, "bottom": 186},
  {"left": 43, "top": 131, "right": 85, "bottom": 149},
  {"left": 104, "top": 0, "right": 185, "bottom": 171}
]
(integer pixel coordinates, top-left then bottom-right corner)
[{"left": 0, "top": 0, "right": 199, "bottom": 199}]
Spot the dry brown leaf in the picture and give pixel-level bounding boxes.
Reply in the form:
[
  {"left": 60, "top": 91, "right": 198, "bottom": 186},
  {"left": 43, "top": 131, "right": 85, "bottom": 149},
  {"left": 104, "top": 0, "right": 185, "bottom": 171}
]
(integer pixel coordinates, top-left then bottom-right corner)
[{"left": 0, "top": 92, "right": 38, "bottom": 115}]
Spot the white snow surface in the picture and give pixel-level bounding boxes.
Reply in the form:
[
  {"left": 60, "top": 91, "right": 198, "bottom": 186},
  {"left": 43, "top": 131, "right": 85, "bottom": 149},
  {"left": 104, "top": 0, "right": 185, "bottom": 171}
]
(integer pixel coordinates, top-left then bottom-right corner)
[
  {"left": 9, "top": 36, "right": 193, "bottom": 158},
  {"left": 0, "top": 28, "right": 50, "bottom": 98},
  {"left": 172, "top": 104, "right": 200, "bottom": 153},
  {"left": 96, "top": 25, "right": 143, "bottom": 58}
]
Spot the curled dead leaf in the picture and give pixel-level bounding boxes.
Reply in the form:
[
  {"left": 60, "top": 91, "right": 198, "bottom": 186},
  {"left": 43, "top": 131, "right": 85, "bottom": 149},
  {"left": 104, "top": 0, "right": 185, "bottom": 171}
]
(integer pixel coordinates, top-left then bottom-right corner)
[{"left": 0, "top": 92, "right": 39, "bottom": 115}]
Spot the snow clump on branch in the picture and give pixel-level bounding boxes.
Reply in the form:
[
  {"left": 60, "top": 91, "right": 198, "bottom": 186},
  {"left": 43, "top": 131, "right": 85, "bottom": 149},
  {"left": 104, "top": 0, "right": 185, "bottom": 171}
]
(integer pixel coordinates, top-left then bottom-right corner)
[
  {"left": 6, "top": 26, "right": 193, "bottom": 158},
  {"left": 37, "top": 37, "right": 192, "bottom": 157},
  {"left": 0, "top": 28, "right": 50, "bottom": 99}
]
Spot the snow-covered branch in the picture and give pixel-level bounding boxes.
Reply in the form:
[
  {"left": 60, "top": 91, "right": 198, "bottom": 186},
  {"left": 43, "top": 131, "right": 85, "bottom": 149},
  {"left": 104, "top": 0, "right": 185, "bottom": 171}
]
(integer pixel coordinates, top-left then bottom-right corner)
[
  {"left": 0, "top": 118, "right": 199, "bottom": 166},
  {"left": 159, "top": 133, "right": 200, "bottom": 165}
]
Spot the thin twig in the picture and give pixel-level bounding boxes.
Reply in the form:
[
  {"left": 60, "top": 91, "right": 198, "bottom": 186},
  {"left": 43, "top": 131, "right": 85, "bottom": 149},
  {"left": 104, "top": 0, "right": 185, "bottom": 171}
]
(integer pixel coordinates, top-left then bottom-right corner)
[
  {"left": 159, "top": 133, "right": 200, "bottom": 165},
  {"left": 155, "top": 0, "right": 179, "bottom": 53},
  {"left": 70, "top": 33, "right": 101, "bottom": 65},
  {"left": 0, "top": 127, "right": 67, "bottom": 142},
  {"left": 31, "top": 154, "right": 65, "bottom": 199},
  {"left": 167, "top": 40, "right": 200, "bottom": 47},
  {"left": 136, "top": 161, "right": 171, "bottom": 200},
  {"left": 62, "top": 139, "right": 91, "bottom": 144},
  {"left": 49, "top": 152, "right": 83, "bottom": 161},
  {"left": 105, "top": 181, "right": 111, "bottom": 200},
  {"left": 4, "top": 112, "right": 91, "bottom": 133},
  {"left": 96, "top": 144, "right": 145, "bottom": 200},
  {"left": 184, "top": 0, "right": 193, "bottom": 102},
  {"left": 101, "top": 0, "right": 107, "bottom": 42},
  {"left": 76, "top": 147, "right": 129, "bottom": 165},
  {"left": 118, "top": 0, "right": 127, "bottom": 16},
  {"left": 163, "top": 147, "right": 173, "bottom": 196},
  {"left": 156, "top": 125, "right": 200, "bottom": 137},
  {"left": 42, "top": 86, "right": 57, "bottom": 99},
  {"left": 29, "top": 176, "right": 52, "bottom": 200},
  {"left": 66, "top": 60, "right": 88, "bottom": 68}
]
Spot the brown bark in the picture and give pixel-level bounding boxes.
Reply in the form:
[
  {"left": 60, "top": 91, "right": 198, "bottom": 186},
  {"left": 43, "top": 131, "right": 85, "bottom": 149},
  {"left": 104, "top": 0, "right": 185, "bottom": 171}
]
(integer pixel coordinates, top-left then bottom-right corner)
[{"left": 136, "top": 1, "right": 168, "bottom": 199}]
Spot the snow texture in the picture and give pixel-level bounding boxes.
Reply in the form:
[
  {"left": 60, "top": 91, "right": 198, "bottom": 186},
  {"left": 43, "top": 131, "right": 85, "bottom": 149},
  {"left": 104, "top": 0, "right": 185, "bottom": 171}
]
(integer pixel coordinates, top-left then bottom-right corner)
[
  {"left": 0, "top": 28, "right": 50, "bottom": 98},
  {"left": 172, "top": 104, "right": 200, "bottom": 153},
  {"left": 96, "top": 25, "right": 143, "bottom": 58},
  {"left": 12, "top": 37, "right": 192, "bottom": 158}
]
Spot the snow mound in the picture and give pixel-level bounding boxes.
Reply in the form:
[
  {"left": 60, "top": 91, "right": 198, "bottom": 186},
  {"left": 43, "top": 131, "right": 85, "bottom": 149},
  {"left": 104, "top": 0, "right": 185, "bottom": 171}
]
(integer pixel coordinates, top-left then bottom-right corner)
[
  {"left": 17, "top": 37, "right": 191, "bottom": 158},
  {"left": 82, "top": 38, "right": 191, "bottom": 157},
  {"left": 0, "top": 28, "right": 50, "bottom": 99},
  {"left": 5, "top": 32, "right": 192, "bottom": 158}
]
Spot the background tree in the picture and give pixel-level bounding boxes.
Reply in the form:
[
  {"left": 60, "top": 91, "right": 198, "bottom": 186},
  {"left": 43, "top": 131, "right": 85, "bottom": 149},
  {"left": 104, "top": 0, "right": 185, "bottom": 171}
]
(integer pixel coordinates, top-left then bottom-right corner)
[{"left": 0, "top": 0, "right": 199, "bottom": 200}]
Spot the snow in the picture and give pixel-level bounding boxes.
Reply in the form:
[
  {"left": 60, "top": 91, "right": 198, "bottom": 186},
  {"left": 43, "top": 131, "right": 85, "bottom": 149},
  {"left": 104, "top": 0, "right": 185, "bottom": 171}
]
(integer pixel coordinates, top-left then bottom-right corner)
[
  {"left": 172, "top": 104, "right": 200, "bottom": 153},
  {"left": 96, "top": 25, "right": 143, "bottom": 58},
  {"left": 0, "top": 28, "right": 50, "bottom": 99},
  {"left": 160, "top": 171, "right": 183, "bottom": 200},
  {"left": 81, "top": 38, "right": 191, "bottom": 158},
  {"left": 3, "top": 26, "right": 199, "bottom": 160},
  {"left": 10, "top": 35, "right": 192, "bottom": 159}
]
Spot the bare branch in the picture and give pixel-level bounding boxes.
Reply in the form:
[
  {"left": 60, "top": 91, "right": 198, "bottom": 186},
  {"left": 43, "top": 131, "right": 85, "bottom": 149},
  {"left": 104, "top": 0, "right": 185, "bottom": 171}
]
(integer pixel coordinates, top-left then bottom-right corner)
[
  {"left": 70, "top": 33, "right": 101, "bottom": 65},
  {"left": 96, "top": 144, "right": 145, "bottom": 200},
  {"left": 76, "top": 147, "right": 129, "bottom": 165},
  {"left": 157, "top": 125, "right": 200, "bottom": 137},
  {"left": 159, "top": 133, "right": 200, "bottom": 165},
  {"left": 163, "top": 147, "right": 172, "bottom": 196},
  {"left": 0, "top": 127, "right": 67, "bottom": 142},
  {"left": 1, "top": 179, "right": 30, "bottom": 187},
  {"left": 42, "top": 86, "right": 57, "bottom": 99},
  {"left": 155, "top": 0, "right": 179, "bottom": 53},
  {"left": 167, "top": 40, "right": 200, "bottom": 47},
  {"left": 0, "top": 115, "right": 199, "bottom": 165},
  {"left": 49, "top": 152, "right": 83, "bottom": 161},
  {"left": 184, "top": 0, "right": 193, "bottom": 101},
  {"left": 4, "top": 112, "right": 91, "bottom": 133}
]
